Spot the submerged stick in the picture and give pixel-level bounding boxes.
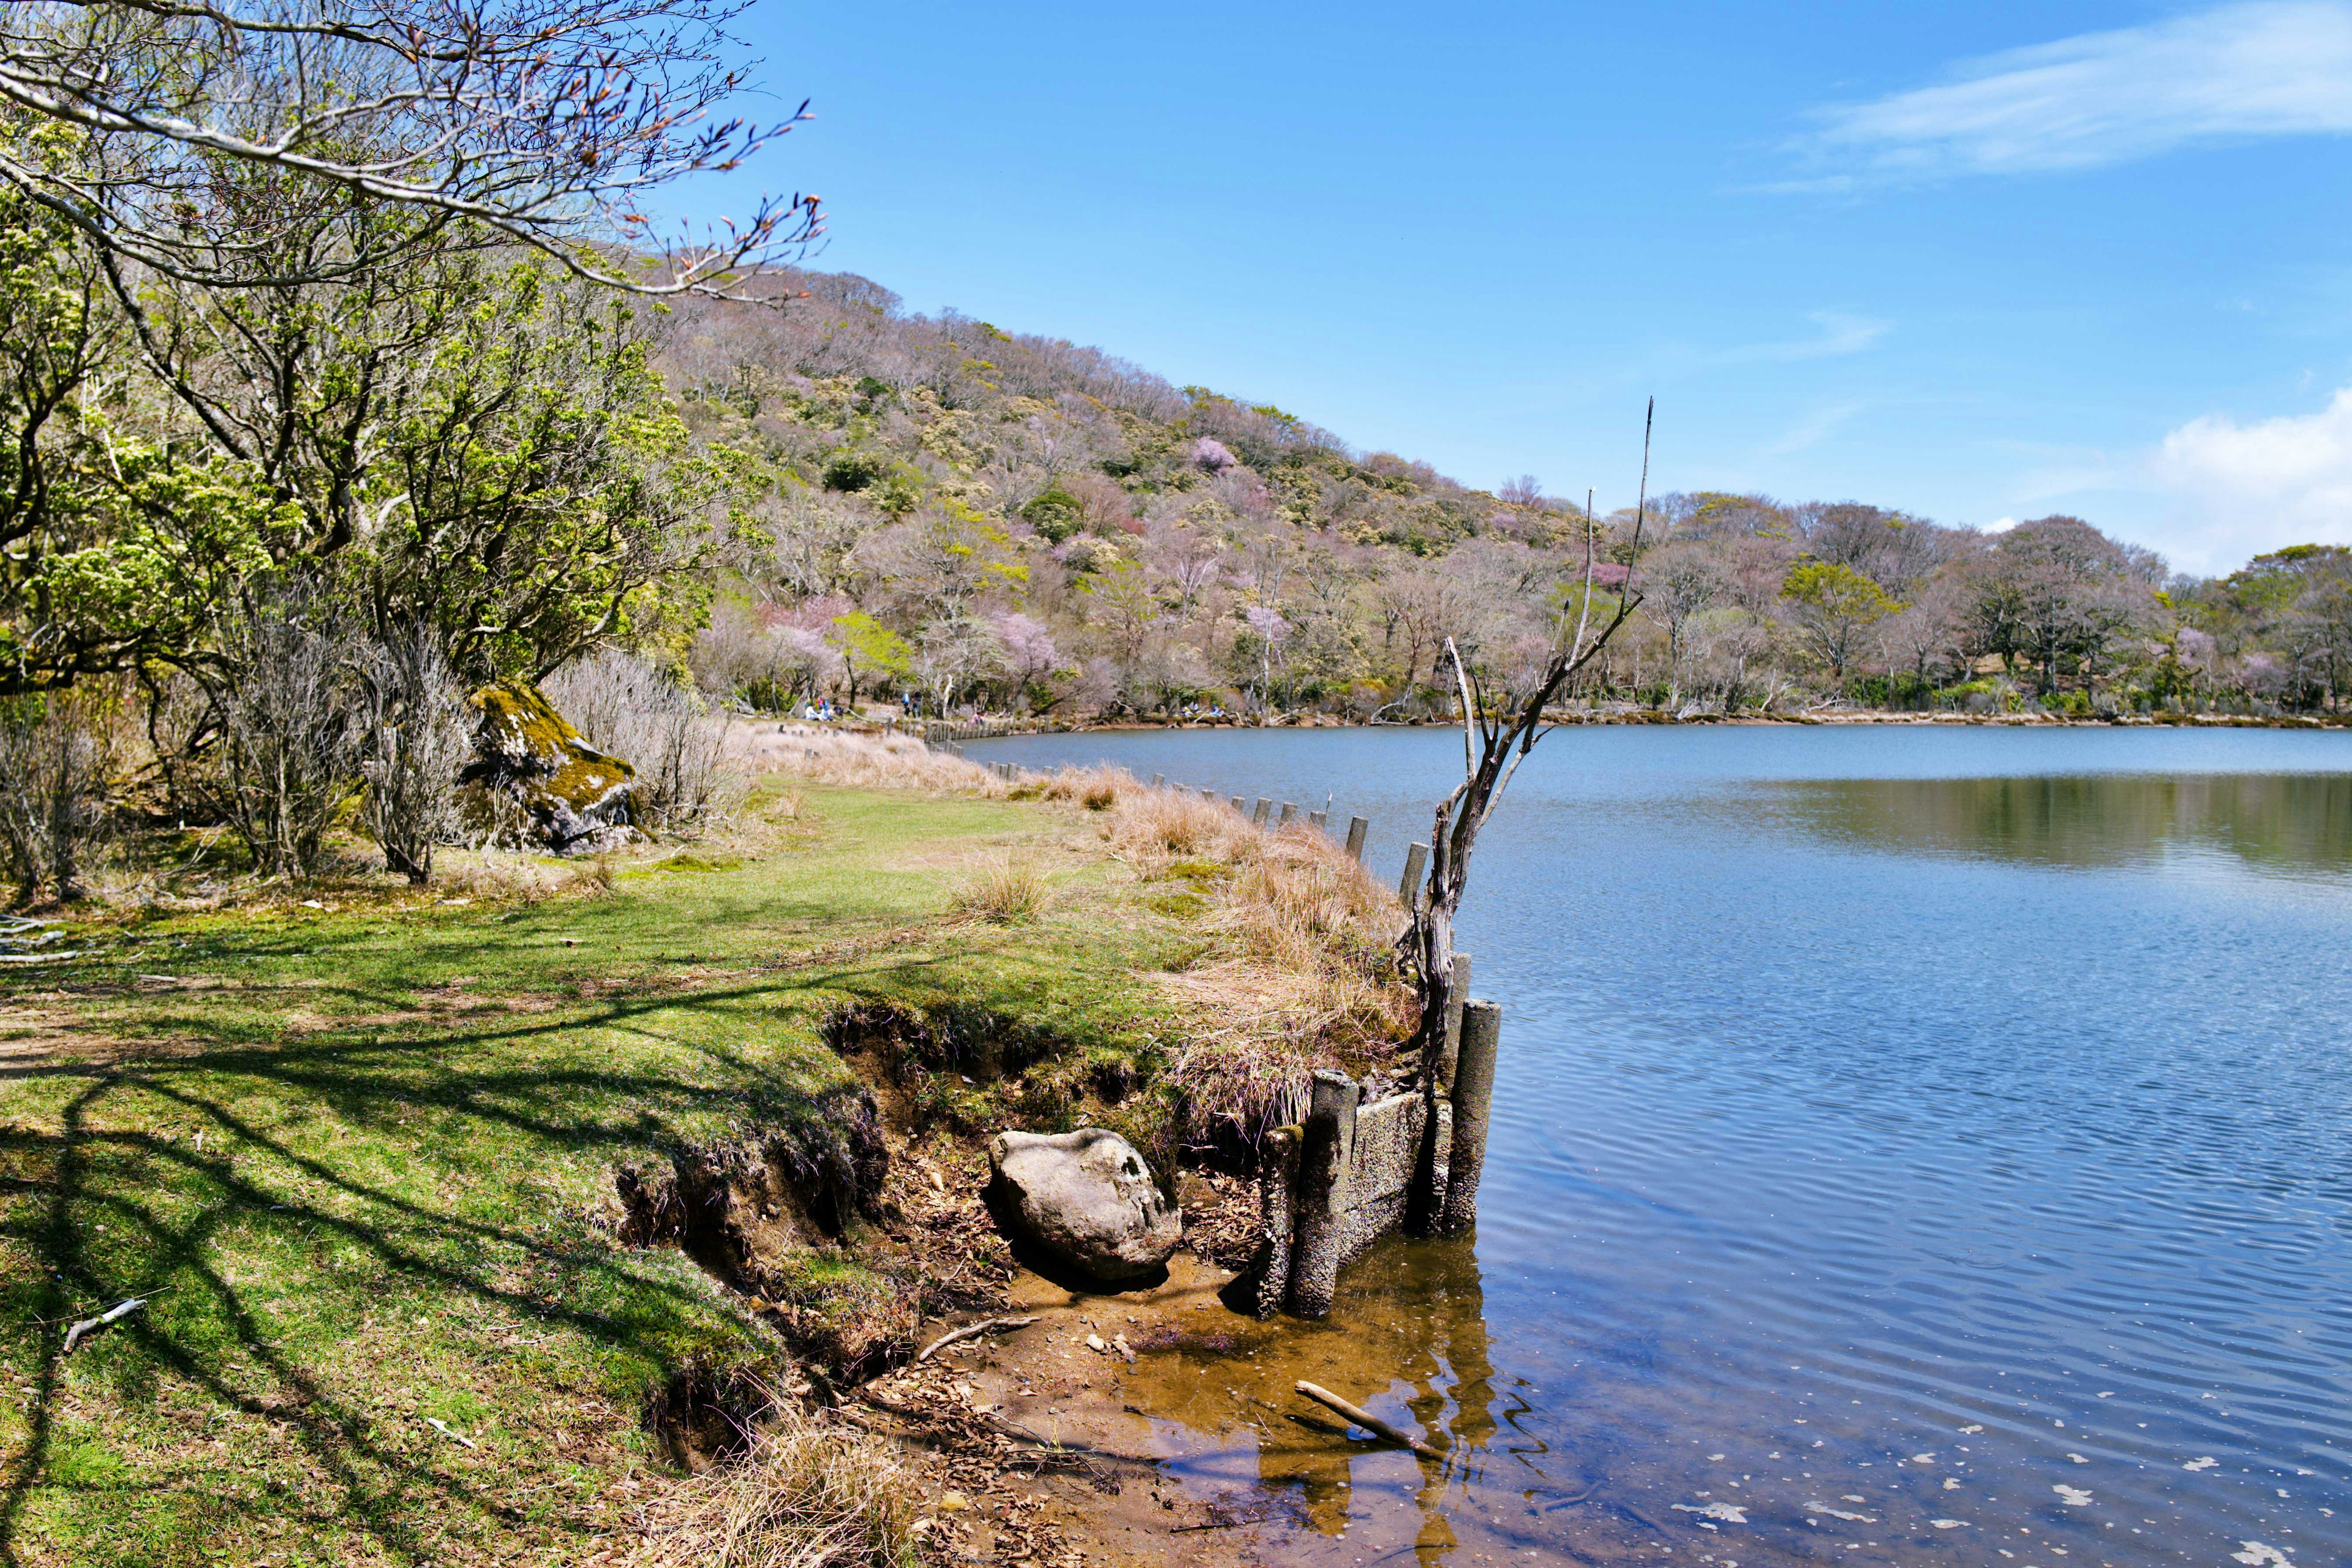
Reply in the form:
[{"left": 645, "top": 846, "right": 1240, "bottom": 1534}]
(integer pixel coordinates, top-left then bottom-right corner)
[
  {"left": 916, "top": 1314, "right": 1038, "bottom": 1363},
  {"left": 1294, "top": 1380, "right": 1438, "bottom": 1458}
]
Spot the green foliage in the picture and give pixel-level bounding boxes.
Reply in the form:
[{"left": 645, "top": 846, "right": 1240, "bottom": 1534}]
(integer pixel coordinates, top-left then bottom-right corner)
[
  {"left": 1782, "top": 558, "right": 1902, "bottom": 679},
  {"left": 1020, "top": 483, "right": 1084, "bottom": 543},
  {"left": 827, "top": 611, "right": 915, "bottom": 698},
  {"left": 822, "top": 449, "right": 891, "bottom": 492}
]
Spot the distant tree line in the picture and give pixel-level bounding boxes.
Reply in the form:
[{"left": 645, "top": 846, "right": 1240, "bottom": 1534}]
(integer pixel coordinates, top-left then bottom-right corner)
[
  {"left": 663, "top": 276, "right": 2352, "bottom": 724},
  {"left": 4, "top": 7, "right": 2346, "bottom": 903}
]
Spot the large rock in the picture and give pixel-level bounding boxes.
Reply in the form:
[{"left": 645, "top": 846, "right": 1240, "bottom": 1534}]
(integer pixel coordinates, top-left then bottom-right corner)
[
  {"left": 987, "top": 1129, "right": 1181, "bottom": 1281},
  {"left": 461, "top": 680, "right": 639, "bottom": 853}
]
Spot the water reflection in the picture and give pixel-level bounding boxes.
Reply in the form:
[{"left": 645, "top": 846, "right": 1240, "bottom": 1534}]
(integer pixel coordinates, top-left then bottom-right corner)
[
  {"left": 1134, "top": 1234, "right": 1494, "bottom": 1561},
  {"left": 976, "top": 726, "right": 2352, "bottom": 1566},
  {"left": 1770, "top": 771, "right": 2352, "bottom": 875}
]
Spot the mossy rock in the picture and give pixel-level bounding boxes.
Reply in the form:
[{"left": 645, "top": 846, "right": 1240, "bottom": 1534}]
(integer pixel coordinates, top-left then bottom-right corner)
[{"left": 462, "top": 680, "right": 641, "bottom": 853}]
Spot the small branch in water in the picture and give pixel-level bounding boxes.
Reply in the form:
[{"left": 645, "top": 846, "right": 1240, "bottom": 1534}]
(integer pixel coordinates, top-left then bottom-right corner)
[{"left": 1294, "top": 1379, "right": 1439, "bottom": 1458}]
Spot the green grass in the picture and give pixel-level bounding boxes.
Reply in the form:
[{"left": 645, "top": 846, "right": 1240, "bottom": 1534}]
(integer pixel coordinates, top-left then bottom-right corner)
[{"left": 0, "top": 785, "right": 1202, "bottom": 1566}]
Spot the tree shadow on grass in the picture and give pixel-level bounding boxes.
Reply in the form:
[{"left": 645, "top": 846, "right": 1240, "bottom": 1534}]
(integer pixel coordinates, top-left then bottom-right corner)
[
  {"left": 0, "top": 968, "right": 927, "bottom": 1567},
  {"left": 0, "top": 924, "right": 1156, "bottom": 1564}
]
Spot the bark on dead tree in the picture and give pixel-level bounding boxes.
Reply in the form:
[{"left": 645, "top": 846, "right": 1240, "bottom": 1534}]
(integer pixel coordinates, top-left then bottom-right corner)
[{"left": 1403, "top": 402, "right": 1655, "bottom": 1064}]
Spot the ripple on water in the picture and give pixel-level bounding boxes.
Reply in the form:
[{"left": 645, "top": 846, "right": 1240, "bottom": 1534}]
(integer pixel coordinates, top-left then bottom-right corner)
[{"left": 971, "top": 725, "right": 2352, "bottom": 1564}]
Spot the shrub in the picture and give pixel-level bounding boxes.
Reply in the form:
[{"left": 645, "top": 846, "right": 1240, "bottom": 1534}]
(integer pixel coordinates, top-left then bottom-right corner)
[
  {"left": 544, "top": 650, "right": 737, "bottom": 832},
  {"left": 0, "top": 688, "right": 119, "bottom": 901},
  {"left": 1019, "top": 483, "right": 1083, "bottom": 543},
  {"left": 356, "top": 630, "right": 472, "bottom": 884},
  {"left": 820, "top": 450, "right": 889, "bottom": 493},
  {"left": 200, "top": 597, "right": 369, "bottom": 880}
]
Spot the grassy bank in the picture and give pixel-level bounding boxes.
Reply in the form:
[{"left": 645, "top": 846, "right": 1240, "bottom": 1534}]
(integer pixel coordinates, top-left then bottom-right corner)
[{"left": 0, "top": 756, "right": 1403, "bottom": 1566}]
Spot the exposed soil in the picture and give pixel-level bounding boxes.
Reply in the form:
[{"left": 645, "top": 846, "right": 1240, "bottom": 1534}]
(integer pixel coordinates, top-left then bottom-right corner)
[{"left": 859, "top": 1256, "right": 1277, "bottom": 1567}]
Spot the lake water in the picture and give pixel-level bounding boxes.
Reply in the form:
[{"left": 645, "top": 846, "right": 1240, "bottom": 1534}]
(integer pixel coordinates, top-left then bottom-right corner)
[{"left": 971, "top": 725, "right": 2352, "bottom": 1568}]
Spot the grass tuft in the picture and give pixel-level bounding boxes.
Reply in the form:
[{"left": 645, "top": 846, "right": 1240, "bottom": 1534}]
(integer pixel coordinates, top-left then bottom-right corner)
[
  {"left": 947, "top": 856, "right": 1050, "bottom": 924},
  {"left": 632, "top": 1398, "right": 922, "bottom": 1567}
]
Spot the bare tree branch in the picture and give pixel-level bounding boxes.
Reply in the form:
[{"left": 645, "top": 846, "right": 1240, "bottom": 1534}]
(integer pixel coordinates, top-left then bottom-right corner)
[
  {"left": 1401, "top": 407, "right": 1657, "bottom": 1077},
  {"left": 0, "top": 0, "right": 822, "bottom": 292}
]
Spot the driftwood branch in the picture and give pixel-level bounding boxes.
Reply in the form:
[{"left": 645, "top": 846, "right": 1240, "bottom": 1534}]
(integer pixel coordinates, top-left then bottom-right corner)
[
  {"left": 916, "top": 1314, "right": 1038, "bottom": 1363},
  {"left": 1294, "top": 1379, "right": 1439, "bottom": 1458},
  {"left": 61, "top": 1297, "right": 145, "bottom": 1353}
]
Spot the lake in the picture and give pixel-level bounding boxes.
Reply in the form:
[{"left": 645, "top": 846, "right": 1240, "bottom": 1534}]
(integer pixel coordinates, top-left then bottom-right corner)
[{"left": 970, "top": 724, "right": 2352, "bottom": 1568}]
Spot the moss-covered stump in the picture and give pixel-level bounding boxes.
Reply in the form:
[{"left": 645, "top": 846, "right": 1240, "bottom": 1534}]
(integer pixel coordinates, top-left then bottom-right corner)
[{"left": 464, "top": 680, "right": 640, "bottom": 853}]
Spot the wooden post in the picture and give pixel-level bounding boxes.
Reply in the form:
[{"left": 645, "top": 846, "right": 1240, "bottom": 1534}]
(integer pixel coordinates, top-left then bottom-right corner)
[
  {"left": 1251, "top": 797, "right": 1272, "bottom": 827},
  {"left": 1436, "top": 952, "right": 1472, "bottom": 1090},
  {"left": 1152, "top": 773, "right": 1166, "bottom": 788},
  {"left": 1201, "top": 788, "right": 1216, "bottom": 802},
  {"left": 1309, "top": 810, "right": 1327, "bottom": 832},
  {"left": 1344, "top": 815, "right": 1369, "bottom": 862},
  {"left": 1288, "top": 1070, "right": 1360, "bottom": 1318},
  {"left": 1253, "top": 1125, "right": 1302, "bottom": 1319},
  {"left": 1399, "top": 842, "right": 1428, "bottom": 906},
  {"left": 1231, "top": 796, "right": 1246, "bottom": 814},
  {"left": 1436, "top": 1001, "right": 1501, "bottom": 1235},
  {"left": 1278, "top": 802, "right": 1297, "bottom": 826}
]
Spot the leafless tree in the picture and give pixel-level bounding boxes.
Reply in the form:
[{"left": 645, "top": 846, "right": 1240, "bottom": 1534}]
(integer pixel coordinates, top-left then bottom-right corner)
[
  {"left": 356, "top": 627, "right": 469, "bottom": 884},
  {"left": 0, "top": 684, "right": 117, "bottom": 899},
  {"left": 1876, "top": 583, "right": 1967, "bottom": 695},
  {"left": 1404, "top": 405, "right": 1654, "bottom": 1062},
  {"left": 544, "top": 649, "right": 733, "bottom": 830},
  {"left": 1374, "top": 567, "right": 1469, "bottom": 693},
  {"left": 0, "top": 0, "right": 821, "bottom": 292},
  {"left": 200, "top": 594, "right": 368, "bottom": 879},
  {"left": 1638, "top": 541, "right": 1720, "bottom": 706}
]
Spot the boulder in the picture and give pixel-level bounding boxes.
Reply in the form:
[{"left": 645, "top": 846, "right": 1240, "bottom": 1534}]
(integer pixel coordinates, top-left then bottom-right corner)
[
  {"left": 987, "top": 1128, "right": 1181, "bottom": 1282},
  {"left": 461, "top": 680, "right": 640, "bottom": 853}
]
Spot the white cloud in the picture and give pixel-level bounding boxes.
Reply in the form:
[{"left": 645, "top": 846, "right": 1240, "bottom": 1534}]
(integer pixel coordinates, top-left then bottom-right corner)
[
  {"left": 1801, "top": 1, "right": 2352, "bottom": 180},
  {"left": 1763, "top": 402, "right": 1863, "bottom": 456},
  {"left": 1715, "top": 311, "right": 1888, "bottom": 366},
  {"left": 2150, "top": 384, "right": 2352, "bottom": 569}
]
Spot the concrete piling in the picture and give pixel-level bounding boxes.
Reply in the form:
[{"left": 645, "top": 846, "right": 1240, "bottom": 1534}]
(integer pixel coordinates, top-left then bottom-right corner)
[
  {"left": 1289, "top": 1071, "right": 1362, "bottom": 1319},
  {"left": 1309, "top": 810, "right": 1327, "bottom": 832},
  {"left": 1152, "top": 773, "right": 1165, "bottom": 788},
  {"left": 1344, "top": 815, "right": 1369, "bottom": 862},
  {"left": 1436, "top": 1001, "right": 1501, "bottom": 1235},
  {"left": 1399, "top": 842, "right": 1428, "bottom": 905},
  {"left": 1231, "top": 796, "right": 1245, "bottom": 813},
  {"left": 1251, "top": 797, "right": 1272, "bottom": 827},
  {"left": 1278, "top": 802, "right": 1297, "bottom": 826},
  {"left": 1253, "top": 1126, "right": 1302, "bottom": 1319}
]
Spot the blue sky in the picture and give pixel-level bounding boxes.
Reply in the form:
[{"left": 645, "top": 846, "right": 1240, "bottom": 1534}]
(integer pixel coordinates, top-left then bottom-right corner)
[{"left": 678, "top": 1, "right": 2352, "bottom": 575}]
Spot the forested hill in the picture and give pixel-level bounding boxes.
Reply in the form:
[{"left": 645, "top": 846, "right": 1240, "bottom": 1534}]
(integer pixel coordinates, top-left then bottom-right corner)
[
  {"left": 659, "top": 268, "right": 1544, "bottom": 555},
  {"left": 655, "top": 269, "right": 2352, "bottom": 720}
]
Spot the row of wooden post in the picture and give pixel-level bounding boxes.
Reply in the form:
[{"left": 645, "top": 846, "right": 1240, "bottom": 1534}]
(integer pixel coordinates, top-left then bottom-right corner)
[{"left": 1145, "top": 773, "right": 1433, "bottom": 900}]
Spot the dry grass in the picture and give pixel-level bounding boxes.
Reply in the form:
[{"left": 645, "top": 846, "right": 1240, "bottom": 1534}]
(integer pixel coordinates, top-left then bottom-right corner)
[
  {"left": 1104, "top": 786, "right": 1415, "bottom": 1156},
  {"left": 432, "top": 847, "right": 616, "bottom": 905},
  {"left": 633, "top": 1401, "right": 922, "bottom": 1568},
  {"left": 945, "top": 855, "right": 1050, "bottom": 925},
  {"left": 726, "top": 722, "right": 1009, "bottom": 794},
  {"left": 717, "top": 731, "right": 1415, "bottom": 1154},
  {"left": 1020, "top": 764, "right": 1126, "bottom": 811}
]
